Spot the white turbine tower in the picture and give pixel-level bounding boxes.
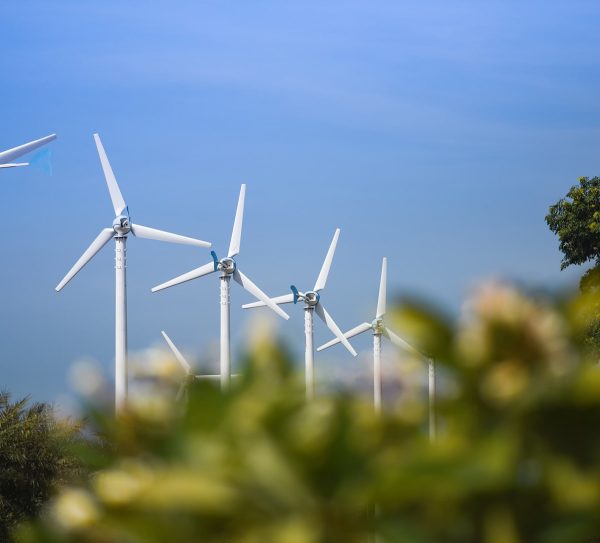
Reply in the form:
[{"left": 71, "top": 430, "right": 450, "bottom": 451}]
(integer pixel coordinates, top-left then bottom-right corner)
[
  {"left": 55, "top": 134, "right": 212, "bottom": 414},
  {"left": 0, "top": 134, "right": 56, "bottom": 169},
  {"left": 317, "top": 257, "right": 433, "bottom": 428},
  {"left": 152, "top": 184, "right": 290, "bottom": 390},
  {"left": 243, "top": 228, "right": 357, "bottom": 399}
]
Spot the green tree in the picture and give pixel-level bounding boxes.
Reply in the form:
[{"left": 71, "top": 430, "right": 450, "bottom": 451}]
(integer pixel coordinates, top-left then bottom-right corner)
[
  {"left": 0, "top": 392, "right": 80, "bottom": 540},
  {"left": 546, "top": 176, "right": 600, "bottom": 272},
  {"left": 546, "top": 176, "right": 600, "bottom": 349}
]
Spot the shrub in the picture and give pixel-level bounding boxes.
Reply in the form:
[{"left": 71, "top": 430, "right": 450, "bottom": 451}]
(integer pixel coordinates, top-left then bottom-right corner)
[{"left": 16, "top": 284, "right": 600, "bottom": 542}]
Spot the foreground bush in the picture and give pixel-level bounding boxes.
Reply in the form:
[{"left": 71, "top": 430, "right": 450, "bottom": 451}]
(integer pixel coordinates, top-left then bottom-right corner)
[
  {"left": 16, "top": 283, "right": 600, "bottom": 542},
  {"left": 0, "top": 393, "right": 80, "bottom": 541}
]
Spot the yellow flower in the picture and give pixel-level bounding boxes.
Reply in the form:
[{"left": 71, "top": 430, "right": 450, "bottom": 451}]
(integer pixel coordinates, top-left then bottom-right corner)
[{"left": 52, "top": 488, "right": 99, "bottom": 531}]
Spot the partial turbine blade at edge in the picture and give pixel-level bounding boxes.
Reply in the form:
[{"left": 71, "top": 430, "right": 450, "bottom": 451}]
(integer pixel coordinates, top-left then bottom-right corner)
[
  {"left": 314, "top": 303, "right": 357, "bottom": 357},
  {"left": 317, "top": 322, "right": 372, "bottom": 352},
  {"left": 242, "top": 293, "right": 295, "bottom": 309},
  {"left": 376, "top": 257, "right": 387, "bottom": 319},
  {"left": 151, "top": 261, "right": 216, "bottom": 292},
  {"left": 161, "top": 331, "right": 192, "bottom": 374},
  {"left": 383, "top": 327, "right": 422, "bottom": 357},
  {"left": 55, "top": 228, "right": 114, "bottom": 291},
  {"left": 131, "top": 224, "right": 211, "bottom": 248},
  {"left": 93, "top": 134, "right": 127, "bottom": 216},
  {"left": 314, "top": 228, "right": 340, "bottom": 292},
  {"left": 0, "top": 133, "right": 56, "bottom": 164},
  {"left": 232, "top": 269, "right": 290, "bottom": 320},
  {"left": 228, "top": 184, "right": 246, "bottom": 258}
]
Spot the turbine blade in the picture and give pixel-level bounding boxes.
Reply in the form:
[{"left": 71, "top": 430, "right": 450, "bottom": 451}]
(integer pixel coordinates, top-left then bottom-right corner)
[
  {"left": 314, "top": 303, "right": 357, "bottom": 356},
  {"left": 161, "top": 331, "right": 192, "bottom": 374},
  {"left": 193, "top": 374, "right": 240, "bottom": 380},
  {"left": 317, "top": 322, "right": 371, "bottom": 352},
  {"left": 152, "top": 261, "right": 216, "bottom": 292},
  {"left": 313, "top": 228, "right": 340, "bottom": 292},
  {"left": 233, "top": 269, "right": 290, "bottom": 320},
  {"left": 228, "top": 184, "right": 246, "bottom": 258},
  {"left": 376, "top": 257, "right": 387, "bottom": 318},
  {"left": 93, "top": 134, "right": 127, "bottom": 216},
  {"left": 29, "top": 148, "right": 53, "bottom": 176},
  {"left": 242, "top": 293, "right": 295, "bottom": 309},
  {"left": 131, "top": 223, "right": 211, "bottom": 248},
  {"left": 0, "top": 133, "right": 56, "bottom": 164},
  {"left": 383, "top": 327, "right": 422, "bottom": 356},
  {"left": 55, "top": 228, "right": 114, "bottom": 291},
  {"left": 175, "top": 381, "right": 187, "bottom": 402}
]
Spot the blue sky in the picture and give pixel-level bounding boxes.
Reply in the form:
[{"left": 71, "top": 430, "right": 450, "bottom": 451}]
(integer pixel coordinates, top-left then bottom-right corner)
[{"left": 1, "top": 1, "right": 598, "bottom": 406}]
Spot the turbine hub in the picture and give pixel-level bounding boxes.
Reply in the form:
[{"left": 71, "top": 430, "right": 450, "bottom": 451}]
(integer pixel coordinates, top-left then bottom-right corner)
[
  {"left": 372, "top": 318, "right": 384, "bottom": 334},
  {"left": 304, "top": 291, "right": 320, "bottom": 307},
  {"left": 113, "top": 214, "right": 131, "bottom": 236},
  {"left": 219, "top": 257, "right": 236, "bottom": 275}
]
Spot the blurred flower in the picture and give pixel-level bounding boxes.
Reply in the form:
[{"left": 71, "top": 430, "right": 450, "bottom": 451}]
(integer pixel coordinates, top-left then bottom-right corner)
[
  {"left": 51, "top": 489, "right": 99, "bottom": 531},
  {"left": 94, "top": 461, "right": 153, "bottom": 506},
  {"left": 458, "top": 281, "right": 574, "bottom": 378}
]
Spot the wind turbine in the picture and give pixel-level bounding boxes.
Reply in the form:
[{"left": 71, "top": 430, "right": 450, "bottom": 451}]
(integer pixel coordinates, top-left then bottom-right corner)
[
  {"left": 152, "top": 184, "right": 290, "bottom": 390},
  {"left": 0, "top": 134, "right": 56, "bottom": 169},
  {"left": 317, "top": 258, "right": 433, "bottom": 427},
  {"left": 161, "top": 331, "right": 223, "bottom": 400},
  {"left": 242, "top": 228, "right": 357, "bottom": 399},
  {"left": 55, "top": 134, "right": 212, "bottom": 414}
]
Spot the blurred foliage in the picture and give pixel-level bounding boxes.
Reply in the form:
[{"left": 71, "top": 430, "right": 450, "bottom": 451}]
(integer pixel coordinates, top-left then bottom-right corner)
[
  {"left": 0, "top": 393, "right": 81, "bottom": 541},
  {"left": 15, "top": 283, "right": 600, "bottom": 542}
]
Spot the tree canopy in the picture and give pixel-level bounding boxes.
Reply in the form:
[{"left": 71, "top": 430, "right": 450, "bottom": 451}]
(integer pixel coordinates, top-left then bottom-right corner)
[
  {"left": 0, "top": 392, "right": 80, "bottom": 541},
  {"left": 546, "top": 176, "right": 600, "bottom": 271}
]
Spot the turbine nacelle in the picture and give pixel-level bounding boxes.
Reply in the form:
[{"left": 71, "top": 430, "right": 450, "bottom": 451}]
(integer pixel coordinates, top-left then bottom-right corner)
[
  {"left": 219, "top": 256, "right": 236, "bottom": 275},
  {"left": 303, "top": 290, "right": 320, "bottom": 306},
  {"left": 291, "top": 285, "right": 320, "bottom": 306},
  {"left": 371, "top": 318, "right": 385, "bottom": 335},
  {"left": 112, "top": 213, "right": 131, "bottom": 236}
]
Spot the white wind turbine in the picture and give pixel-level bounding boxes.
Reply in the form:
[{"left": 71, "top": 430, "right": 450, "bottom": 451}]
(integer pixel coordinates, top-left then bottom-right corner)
[
  {"left": 243, "top": 228, "right": 357, "bottom": 399},
  {"left": 55, "top": 134, "right": 212, "bottom": 414},
  {"left": 317, "top": 257, "right": 435, "bottom": 434},
  {"left": 0, "top": 134, "right": 56, "bottom": 169},
  {"left": 160, "top": 331, "right": 225, "bottom": 400},
  {"left": 161, "top": 331, "right": 241, "bottom": 399},
  {"left": 152, "top": 184, "right": 290, "bottom": 390}
]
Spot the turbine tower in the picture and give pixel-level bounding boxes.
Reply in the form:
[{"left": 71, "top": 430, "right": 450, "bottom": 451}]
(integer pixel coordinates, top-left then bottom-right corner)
[
  {"left": 0, "top": 134, "right": 56, "bottom": 169},
  {"left": 152, "top": 184, "right": 290, "bottom": 390},
  {"left": 55, "top": 134, "right": 211, "bottom": 414},
  {"left": 317, "top": 257, "right": 430, "bottom": 420},
  {"left": 243, "top": 228, "right": 357, "bottom": 399}
]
